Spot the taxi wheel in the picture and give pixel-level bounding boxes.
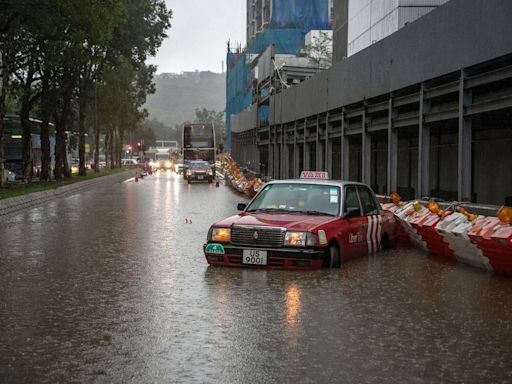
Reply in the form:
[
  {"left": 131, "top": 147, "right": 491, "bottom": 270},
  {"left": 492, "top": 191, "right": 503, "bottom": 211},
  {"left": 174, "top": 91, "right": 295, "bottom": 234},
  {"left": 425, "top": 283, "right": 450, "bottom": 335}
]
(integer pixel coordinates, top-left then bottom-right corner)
[
  {"left": 326, "top": 245, "right": 341, "bottom": 268},
  {"left": 187, "top": 178, "right": 191, "bottom": 184},
  {"left": 380, "top": 234, "right": 390, "bottom": 251}
]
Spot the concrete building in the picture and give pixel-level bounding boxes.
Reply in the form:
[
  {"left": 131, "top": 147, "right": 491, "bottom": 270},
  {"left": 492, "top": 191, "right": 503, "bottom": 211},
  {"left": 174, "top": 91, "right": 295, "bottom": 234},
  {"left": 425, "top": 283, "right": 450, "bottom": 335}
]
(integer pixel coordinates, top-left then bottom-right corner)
[
  {"left": 227, "top": 0, "right": 331, "bottom": 151},
  {"left": 347, "top": 0, "right": 449, "bottom": 56},
  {"left": 230, "top": 0, "right": 512, "bottom": 206}
]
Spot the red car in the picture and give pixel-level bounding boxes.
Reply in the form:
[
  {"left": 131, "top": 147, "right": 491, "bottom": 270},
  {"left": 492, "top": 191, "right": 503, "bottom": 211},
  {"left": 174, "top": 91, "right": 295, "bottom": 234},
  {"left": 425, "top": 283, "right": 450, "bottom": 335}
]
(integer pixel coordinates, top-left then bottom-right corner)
[{"left": 204, "top": 174, "right": 398, "bottom": 270}]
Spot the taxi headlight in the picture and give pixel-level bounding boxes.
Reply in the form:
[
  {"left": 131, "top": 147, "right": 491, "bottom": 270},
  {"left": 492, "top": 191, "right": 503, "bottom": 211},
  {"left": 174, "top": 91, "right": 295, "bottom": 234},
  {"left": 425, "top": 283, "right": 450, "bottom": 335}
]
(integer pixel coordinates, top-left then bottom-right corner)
[
  {"left": 284, "top": 231, "right": 316, "bottom": 247},
  {"left": 165, "top": 161, "right": 172, "bottom": 168},
  {"left": 209, "top": 227, "right": 231, "bottom": 242}
]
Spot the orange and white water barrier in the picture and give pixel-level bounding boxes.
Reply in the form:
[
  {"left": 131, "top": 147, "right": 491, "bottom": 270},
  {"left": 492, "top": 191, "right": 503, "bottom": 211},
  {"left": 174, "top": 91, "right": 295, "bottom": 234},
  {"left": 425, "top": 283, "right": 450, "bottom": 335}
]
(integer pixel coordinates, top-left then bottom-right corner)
[{"left": 381, "top": 194, "right": 512, "bottom": 276}]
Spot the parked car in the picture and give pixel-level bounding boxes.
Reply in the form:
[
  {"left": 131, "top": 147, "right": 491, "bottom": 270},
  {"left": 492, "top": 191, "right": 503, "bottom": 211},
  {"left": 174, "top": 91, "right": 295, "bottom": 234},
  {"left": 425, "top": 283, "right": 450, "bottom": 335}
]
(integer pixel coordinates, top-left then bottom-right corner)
[
  {"left": 204, "top": 172, "right": 398, "bottom": 270},
  {"left": 175, "top": 162, "right": 185, "bottom": 174},
  {"left": 186, "top": 161, "right": 213, "bottom": 184},
  {"left": 121, "top": 158, "right": 139, "bottom": 167}
]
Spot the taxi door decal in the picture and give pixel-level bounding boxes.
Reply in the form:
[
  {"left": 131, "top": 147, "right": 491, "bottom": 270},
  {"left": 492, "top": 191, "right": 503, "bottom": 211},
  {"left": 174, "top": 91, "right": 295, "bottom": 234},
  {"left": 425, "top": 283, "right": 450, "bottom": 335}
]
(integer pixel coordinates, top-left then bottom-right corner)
[{"left": 366, "top": 215, "right": 382, "bottom": 254}]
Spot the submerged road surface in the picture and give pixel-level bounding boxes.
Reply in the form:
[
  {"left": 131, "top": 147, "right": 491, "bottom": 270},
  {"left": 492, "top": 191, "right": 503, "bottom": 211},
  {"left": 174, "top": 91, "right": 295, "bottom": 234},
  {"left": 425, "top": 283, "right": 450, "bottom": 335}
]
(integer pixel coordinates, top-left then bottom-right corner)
[{"left": 1, "top": 171, "right": 512, "bottom": 383}]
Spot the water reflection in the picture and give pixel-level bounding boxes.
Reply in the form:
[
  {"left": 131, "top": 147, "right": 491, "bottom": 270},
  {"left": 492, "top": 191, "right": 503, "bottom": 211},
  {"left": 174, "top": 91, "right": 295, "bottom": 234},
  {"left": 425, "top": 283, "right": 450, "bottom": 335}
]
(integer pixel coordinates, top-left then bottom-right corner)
[{"left": 1, "top": 174, "right": 512, "bottom": 383}]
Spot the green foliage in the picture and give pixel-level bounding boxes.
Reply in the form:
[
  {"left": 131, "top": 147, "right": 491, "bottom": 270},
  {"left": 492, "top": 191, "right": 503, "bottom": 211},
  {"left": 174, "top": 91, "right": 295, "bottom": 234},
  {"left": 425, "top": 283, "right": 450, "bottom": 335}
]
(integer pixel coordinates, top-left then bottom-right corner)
[
  {"left": 145, "top": 118, "right": 181, "bottom": 142},
  {"left": 302, "top": 31, "right": 333, "bottom": 69},
  {"left": 0, "top": 0, "right": 173, "bottom": 180}
]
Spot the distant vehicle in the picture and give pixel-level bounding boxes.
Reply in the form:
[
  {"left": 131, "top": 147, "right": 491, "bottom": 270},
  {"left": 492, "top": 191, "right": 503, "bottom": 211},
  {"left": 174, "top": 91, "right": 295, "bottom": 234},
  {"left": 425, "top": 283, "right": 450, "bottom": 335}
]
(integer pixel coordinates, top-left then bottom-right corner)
[
  {"left": 71, "top": 158, "right": 79, "bottom": 174},
  {"left": 182, "top": 123, "right": 215, "bottom": 173},
  {"left": 2, "top": 115, "right": 57, "bottom": 177},
  {"left": 175, "top": 162, "right": 185, "bottom": 174},
  {"left": 186, "top": 160, "right": 213, "bottom": 184},
  {"left": 146, "top": 141, "right": 179, "bottom": 171},
  {"left": 121, "top": 158, "right": 139, "bottom": 167},
  {"left": 152, "top": 154, "right": 174, "bottom": 171},
  {"left": 4, "top": 169, "right": 16, "bottom": 182}
]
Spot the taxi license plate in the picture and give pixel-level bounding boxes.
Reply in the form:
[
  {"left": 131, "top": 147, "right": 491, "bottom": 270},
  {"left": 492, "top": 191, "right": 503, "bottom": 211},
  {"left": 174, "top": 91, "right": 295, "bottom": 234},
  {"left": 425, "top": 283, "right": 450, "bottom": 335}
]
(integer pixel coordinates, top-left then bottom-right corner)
[
  {"left": 198, "top": 176, "right": 204, "bottom": 180},
  {"left": 243, "top": 250, "right": 267, "bottom": 265}
]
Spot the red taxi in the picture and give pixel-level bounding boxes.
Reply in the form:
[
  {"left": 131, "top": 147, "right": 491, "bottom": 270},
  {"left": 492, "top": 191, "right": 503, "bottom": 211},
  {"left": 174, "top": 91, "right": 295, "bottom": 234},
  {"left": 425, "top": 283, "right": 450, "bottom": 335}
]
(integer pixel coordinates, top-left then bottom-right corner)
[{"left": 204, "top": 172, "right": 398, "bottom": 270}]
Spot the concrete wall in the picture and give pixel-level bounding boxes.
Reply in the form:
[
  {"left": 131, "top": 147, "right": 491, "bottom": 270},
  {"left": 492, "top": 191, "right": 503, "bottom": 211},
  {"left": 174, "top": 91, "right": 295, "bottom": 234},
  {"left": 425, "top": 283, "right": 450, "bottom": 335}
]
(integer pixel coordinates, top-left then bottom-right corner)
[
  {"left": 270, "top": 0, "right": 512, "bottom": 125},
  {"left": 231, "top": 0, "right": 512, "bottom": 205}
]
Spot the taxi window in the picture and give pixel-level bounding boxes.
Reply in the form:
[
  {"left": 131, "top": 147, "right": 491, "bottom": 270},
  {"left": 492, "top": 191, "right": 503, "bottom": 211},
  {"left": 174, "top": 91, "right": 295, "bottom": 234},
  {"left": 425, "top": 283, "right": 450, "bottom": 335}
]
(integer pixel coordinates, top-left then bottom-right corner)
[
  {"left": 357, "top": 187, "right": 379, "bottom": 215},
  {"left": 246, "top": 183, "right": 340, "bottom": 216},
  {"left": 344, "top": 186, "right": 361, "bottom": 215}
]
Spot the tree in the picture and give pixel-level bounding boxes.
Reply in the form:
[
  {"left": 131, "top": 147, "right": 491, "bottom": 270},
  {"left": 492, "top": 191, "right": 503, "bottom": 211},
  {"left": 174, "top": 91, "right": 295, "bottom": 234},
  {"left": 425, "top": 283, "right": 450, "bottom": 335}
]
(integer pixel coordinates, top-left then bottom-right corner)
[
  {"left": 302, "top": 31, "right": 333, "bottom": 69},
  {"left": 0, "top": 0, "right": 172, "bottom": 183}
]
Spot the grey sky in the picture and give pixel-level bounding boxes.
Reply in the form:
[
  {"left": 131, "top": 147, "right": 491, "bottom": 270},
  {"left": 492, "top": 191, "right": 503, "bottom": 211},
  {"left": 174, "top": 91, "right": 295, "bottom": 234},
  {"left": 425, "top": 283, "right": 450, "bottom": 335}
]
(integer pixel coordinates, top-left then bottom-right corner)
[{"left": 148, "top": 0, "right": 246, "bottom": 74}]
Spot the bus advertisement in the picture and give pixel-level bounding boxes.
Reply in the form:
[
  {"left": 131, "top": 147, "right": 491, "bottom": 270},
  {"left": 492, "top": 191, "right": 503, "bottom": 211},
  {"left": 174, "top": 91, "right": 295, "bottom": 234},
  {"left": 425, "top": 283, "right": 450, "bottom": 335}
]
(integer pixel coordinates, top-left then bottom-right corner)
[{"left": 182, "top": 123, "right": 215, "bottom": 168}]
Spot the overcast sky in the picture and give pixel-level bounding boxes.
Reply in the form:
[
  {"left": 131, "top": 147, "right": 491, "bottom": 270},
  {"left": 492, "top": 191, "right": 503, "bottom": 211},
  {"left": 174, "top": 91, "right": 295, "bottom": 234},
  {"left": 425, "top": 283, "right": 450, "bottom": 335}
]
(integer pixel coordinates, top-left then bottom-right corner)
[{"left": 148, "top": 0, "right": 246, "bottom": 74}]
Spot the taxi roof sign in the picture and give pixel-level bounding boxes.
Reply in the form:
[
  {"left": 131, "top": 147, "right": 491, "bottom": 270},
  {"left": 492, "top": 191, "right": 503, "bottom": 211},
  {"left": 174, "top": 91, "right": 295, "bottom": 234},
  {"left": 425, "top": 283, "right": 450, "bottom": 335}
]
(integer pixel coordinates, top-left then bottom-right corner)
[{"left": 300, "top": 171, "right": 329, "bottom": 180}]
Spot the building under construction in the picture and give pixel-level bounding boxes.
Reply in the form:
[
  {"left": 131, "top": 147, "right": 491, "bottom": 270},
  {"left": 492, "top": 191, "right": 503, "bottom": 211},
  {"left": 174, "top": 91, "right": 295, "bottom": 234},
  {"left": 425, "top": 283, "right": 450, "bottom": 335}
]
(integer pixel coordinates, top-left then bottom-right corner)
[{"left": 229, "top": 0, "right": 512, "bottom": 206}]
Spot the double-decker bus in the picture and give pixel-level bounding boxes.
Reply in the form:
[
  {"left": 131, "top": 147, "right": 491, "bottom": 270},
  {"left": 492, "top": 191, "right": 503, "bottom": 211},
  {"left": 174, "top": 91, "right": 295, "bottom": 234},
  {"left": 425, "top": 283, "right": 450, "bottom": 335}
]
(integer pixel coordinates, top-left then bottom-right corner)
[
  {"left": 1, "top": 115, "right": 56, "bottom": 178},
  {"left": 182, "top": 123, "right": 215, "bottom": 170}
]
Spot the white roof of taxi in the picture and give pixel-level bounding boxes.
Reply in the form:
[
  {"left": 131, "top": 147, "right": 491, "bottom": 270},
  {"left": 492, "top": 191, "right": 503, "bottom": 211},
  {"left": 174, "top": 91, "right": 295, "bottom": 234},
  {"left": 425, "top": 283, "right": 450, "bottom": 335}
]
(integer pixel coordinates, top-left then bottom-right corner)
[{"left": 267, "top": 179, "right": 370, "bottom": 188}]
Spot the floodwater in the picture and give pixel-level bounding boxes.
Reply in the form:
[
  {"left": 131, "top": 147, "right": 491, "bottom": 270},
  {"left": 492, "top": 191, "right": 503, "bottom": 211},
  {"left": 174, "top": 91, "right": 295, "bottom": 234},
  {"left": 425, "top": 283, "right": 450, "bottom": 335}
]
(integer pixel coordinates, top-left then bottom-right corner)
[{"left": 1, "top": 171, "right": 511, "bottom": 383}]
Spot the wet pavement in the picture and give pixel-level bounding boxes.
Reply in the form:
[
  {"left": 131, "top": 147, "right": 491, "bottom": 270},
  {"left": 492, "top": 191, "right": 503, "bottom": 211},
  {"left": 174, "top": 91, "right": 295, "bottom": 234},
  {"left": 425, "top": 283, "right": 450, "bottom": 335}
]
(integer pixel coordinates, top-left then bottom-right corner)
[{"left": 1, "top": 171, "right": 512, "bottom": 383}]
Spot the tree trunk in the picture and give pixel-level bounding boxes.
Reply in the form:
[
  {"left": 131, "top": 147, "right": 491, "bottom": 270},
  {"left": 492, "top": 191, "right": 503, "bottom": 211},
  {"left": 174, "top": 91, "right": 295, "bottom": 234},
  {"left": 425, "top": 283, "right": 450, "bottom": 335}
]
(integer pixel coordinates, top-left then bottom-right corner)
[
  {"left": 20, "top": 95, "right": 33, "bottom": 183},
  {"left": 40, "top": 77, "right": 51, "bottom": 181},
  {"left": 56, "top": 79, "right": 74, "bottom": 179},
  {"left": 78, "top": 94, "right": 87, "bottom": 176},
  {"left": 109, "top": 127, "right": 115, "bottom": 169},
  {"left": 0, "top": 61, "right": 9, "bottom": 187},
  {"left": 94, "top": 83, "right": 99, "bottom": 173},
  {"left": 105, "top": 129, "right": 110, "bottom": 168},
  {"left": 53, "top": 112, "right": 64, "bottom": 180}
]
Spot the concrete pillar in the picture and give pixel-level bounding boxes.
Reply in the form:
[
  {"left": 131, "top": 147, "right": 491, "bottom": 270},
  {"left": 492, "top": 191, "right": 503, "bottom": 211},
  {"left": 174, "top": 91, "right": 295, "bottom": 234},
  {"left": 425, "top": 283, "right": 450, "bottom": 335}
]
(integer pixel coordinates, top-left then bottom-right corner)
[
  {"left": 362, "top": 108, "right": 371, "bottom": 185},
  {"left": 293, "top": 122, "right": 299, "bottom": 178},
  {"left": 268, "top": 127, "right": 273, "bottom": 178},
  {"left": 458, "top": 71, "right": 472, "bottom": 201},
  {"left": 316, "top": 116, "right": 322, "bottom": 171},
  {"left": 387, "top": 97, "right": 397, "bottom": 195},
  {"left": 418, "top": 84, "right": 430, "bottom": 199},
  {"left": 304, "top": 119, "right": 310, "bottom": 171},
  {"left": 325, "top": 112, "right": 331, "bottom": 175},
  {"left": 282, "top": 124, "right": 287, "bottom": 179},
  {"left": 341, "top": 112, "right": 349, "bottom": 180}
]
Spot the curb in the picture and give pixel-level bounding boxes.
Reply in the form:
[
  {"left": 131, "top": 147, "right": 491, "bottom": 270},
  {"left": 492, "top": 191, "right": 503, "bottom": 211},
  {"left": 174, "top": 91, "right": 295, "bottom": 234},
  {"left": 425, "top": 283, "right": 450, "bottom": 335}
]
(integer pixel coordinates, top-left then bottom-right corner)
[{"left": 0, "top": 171, "right": 135, "bottom": 218}]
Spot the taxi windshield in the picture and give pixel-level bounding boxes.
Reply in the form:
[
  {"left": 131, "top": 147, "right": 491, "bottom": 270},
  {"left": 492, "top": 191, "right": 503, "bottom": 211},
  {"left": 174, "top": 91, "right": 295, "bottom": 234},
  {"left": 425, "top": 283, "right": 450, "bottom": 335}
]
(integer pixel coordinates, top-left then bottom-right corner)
[
  {"left": 246, "top": 183, "right": 340, "bottom": 216},
  {"left": 190, "top": 162, "right": 209, "bottom": 170}
]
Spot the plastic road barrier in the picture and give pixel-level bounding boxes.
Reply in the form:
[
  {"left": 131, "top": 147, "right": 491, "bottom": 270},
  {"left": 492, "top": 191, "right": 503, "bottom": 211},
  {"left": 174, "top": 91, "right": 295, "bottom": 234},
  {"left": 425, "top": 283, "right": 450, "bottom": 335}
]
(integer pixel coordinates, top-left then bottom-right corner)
[
  {"left": 468, "top": 218, "right": 512, "bottom": 275},
  {"left": 393, "top": 203, "right": 429, "bottom": 252},
  {"left": 436, "top": 213, "right": 493, "bottom": 271}
]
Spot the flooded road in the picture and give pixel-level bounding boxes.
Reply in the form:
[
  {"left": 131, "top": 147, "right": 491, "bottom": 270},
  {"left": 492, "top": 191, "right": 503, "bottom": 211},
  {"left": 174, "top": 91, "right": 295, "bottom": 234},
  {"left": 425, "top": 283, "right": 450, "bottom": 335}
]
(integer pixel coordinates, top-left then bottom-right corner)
[{"left": 1, "top": 171, "right": 512, "bottom": 383}]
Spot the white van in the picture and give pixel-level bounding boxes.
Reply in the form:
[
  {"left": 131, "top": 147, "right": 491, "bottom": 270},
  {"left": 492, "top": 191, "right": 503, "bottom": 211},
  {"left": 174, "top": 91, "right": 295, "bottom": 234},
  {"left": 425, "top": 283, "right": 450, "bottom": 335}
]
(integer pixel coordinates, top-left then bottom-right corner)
[{"left": 121, "top": 159, "right": 139, "bottom": 166}]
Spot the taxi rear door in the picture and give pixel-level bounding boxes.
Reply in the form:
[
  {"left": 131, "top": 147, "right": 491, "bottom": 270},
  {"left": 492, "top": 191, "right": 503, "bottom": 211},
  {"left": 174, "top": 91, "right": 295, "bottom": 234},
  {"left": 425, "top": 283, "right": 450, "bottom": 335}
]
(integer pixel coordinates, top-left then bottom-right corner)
[
  {"left": 341, "top": 185, "right": 368, "bottom": 259},
  {"left": 356, "top": 186, "right": 382, "bottom": 254}
]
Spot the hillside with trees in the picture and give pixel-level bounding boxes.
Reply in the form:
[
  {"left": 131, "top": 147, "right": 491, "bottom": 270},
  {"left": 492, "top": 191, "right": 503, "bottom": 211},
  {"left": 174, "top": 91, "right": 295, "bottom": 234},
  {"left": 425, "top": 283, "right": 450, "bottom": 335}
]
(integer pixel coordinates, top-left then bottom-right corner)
[{"left": 144, "top": 71, "right": 225, "bottom": 130}]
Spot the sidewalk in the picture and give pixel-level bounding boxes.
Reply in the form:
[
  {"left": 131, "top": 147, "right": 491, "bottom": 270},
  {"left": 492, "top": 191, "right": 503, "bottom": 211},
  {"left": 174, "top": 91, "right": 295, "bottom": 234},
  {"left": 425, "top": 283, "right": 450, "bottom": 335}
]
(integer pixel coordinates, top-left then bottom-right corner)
[{"left": 0, "top": 170, "right": 135, "bottom": 217}]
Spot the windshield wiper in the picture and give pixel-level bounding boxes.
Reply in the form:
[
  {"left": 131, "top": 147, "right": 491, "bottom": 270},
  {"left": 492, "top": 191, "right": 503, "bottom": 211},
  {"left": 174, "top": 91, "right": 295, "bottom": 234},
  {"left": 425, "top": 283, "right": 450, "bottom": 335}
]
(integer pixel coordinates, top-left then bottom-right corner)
[
  {"left": 247, "top": 208, "right": 290, "bottom": 213},
  {"left": 300, "top": 210, "right": 336, "bottom": 216}
]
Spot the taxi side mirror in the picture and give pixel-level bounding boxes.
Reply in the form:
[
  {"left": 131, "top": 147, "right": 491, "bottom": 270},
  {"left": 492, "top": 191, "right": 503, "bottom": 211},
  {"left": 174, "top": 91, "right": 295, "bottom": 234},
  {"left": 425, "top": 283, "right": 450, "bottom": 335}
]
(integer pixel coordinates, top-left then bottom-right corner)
[
  {"left": 237, "top": 203, "right": 247, "bottom": 211},
  {"left": 344, "top": 207, "right": 361, "bottom": 218}
]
